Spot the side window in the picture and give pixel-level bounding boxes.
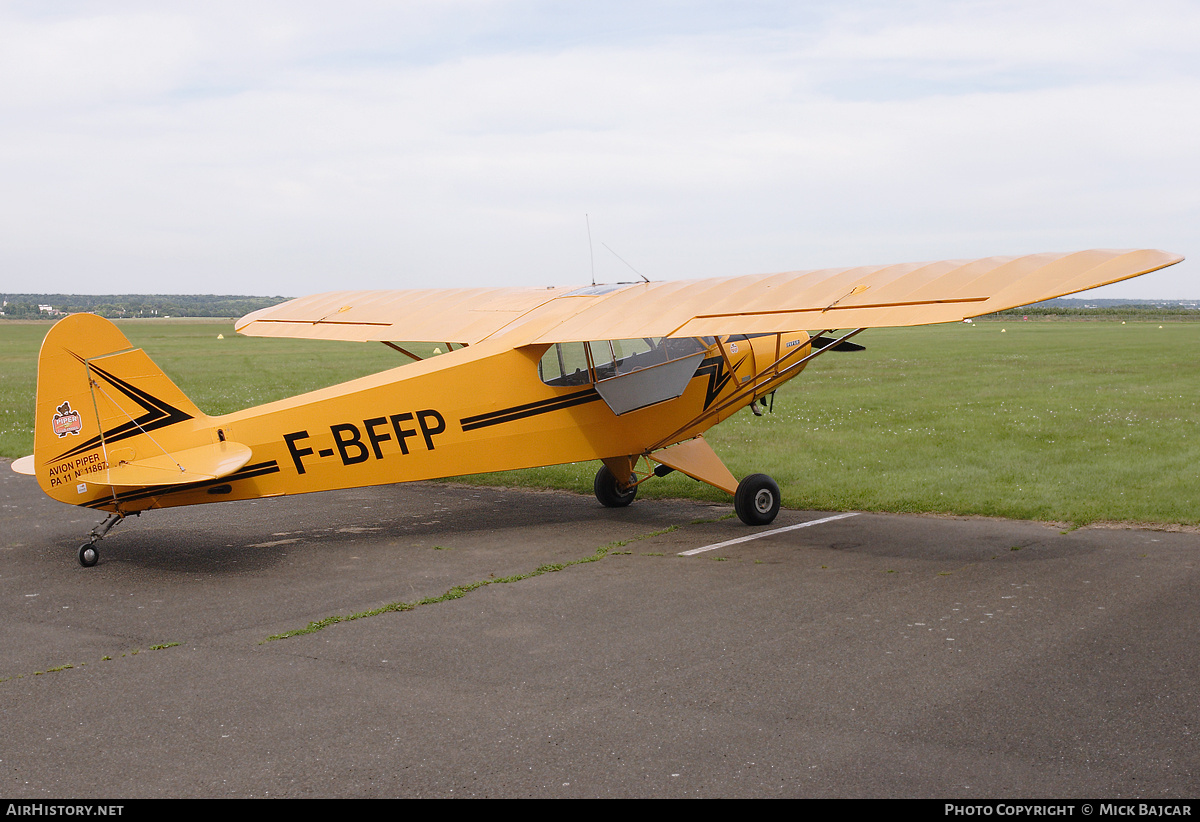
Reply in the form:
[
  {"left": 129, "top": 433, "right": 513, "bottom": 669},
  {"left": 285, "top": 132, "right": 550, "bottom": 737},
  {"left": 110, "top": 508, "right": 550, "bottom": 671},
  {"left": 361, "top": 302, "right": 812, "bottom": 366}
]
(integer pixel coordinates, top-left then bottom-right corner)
[
  {"left": 664, "top": 337, "right": 711, "bottom": 360},
  {"left": 588, "top": 339, "right": 668, "bottom": 379},
  {"left": 538, "top": 342, "right": 592, "bottom": 386},
  {"left": 587, "top": 341, "right": 617, "bottom": 380},
  {"left": 614, "top": 338, "right": 662, "bottom": 373},
  {"left": 538, "top": 338, "right": 712, "bottom": 387}
]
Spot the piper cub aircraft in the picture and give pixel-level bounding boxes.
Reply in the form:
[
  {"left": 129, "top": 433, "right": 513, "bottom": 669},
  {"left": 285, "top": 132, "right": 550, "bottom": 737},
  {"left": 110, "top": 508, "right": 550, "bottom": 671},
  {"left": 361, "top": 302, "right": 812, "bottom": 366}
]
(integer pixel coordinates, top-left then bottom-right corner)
[{"left": 13, "top": 248, "right": 1182, "bottom": 566}]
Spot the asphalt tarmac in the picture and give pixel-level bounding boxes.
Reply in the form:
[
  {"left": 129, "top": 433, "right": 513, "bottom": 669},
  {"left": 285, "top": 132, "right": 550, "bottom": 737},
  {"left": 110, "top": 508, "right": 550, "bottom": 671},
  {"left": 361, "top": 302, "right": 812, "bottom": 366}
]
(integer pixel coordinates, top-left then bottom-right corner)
[{"left": 2, "top": 463, "right": 1198, "bottom": 799}]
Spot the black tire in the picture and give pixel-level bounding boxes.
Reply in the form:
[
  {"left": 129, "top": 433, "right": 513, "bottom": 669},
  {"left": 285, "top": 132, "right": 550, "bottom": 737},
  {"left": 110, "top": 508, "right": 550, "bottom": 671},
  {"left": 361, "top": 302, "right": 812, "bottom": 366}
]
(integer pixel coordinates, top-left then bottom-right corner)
[
  {"left": 594, "top": 465, "right": 637, "bottom": 508},
  {"left": 78, "top": 543, "right": 99, "bottom": 567},
  {"left": 734, "top": 473, "right": 781, "bottom": 526}
]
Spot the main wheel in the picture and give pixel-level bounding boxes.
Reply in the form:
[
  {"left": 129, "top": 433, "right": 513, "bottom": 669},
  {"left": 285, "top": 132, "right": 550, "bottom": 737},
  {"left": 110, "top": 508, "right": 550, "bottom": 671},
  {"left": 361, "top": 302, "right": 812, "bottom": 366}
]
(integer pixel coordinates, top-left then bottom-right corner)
[
  {"left": 78, "top": 543, "right": 99, "bottom": 567},
  {"left": 734, "top": 473, "right": 781, "bottom": 525},
  {"left": 594, "top": 465, "right": 637, "bottom": 508}
]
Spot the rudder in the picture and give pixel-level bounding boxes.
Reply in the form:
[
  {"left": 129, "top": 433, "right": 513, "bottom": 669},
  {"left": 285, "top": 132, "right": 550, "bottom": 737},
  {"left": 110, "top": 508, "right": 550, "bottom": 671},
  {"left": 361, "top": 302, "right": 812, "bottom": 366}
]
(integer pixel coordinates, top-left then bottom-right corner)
[{"left": 29, "top": 314, "right": 211, "bottom": 509}]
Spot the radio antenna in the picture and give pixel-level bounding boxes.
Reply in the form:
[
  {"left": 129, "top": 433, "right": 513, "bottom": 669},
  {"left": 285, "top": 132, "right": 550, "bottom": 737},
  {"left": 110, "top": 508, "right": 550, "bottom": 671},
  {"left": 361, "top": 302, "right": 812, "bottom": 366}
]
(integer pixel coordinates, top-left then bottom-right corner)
[
  {"left": 586, "top": 214, "right": 595, "bottom": 286},
  {"left": 603, "top": 242, "right": 650, "bottom": 283}
]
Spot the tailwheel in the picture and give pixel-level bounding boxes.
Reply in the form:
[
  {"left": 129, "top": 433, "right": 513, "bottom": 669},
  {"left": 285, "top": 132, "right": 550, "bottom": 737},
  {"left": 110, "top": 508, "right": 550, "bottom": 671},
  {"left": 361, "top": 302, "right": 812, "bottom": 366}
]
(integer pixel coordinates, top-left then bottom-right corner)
[
  {"left": 594, "top": 465, "right": 638, "bottom": 508},
  {"left": 76, "top": 512, "right": 125, "bottom": 567},
  {"left": 78, "top": 543, "right": 99, "bottom": 567},
  {"left": 734, "top": 473, "right": 781, "bottom": 526}
]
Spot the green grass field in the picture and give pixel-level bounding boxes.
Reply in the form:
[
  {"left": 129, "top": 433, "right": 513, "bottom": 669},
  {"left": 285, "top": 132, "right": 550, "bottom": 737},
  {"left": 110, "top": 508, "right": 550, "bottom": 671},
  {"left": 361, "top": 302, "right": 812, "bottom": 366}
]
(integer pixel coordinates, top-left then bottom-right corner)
[{"left": 3, "top": 319, "right": 1198, "bottom": 526}]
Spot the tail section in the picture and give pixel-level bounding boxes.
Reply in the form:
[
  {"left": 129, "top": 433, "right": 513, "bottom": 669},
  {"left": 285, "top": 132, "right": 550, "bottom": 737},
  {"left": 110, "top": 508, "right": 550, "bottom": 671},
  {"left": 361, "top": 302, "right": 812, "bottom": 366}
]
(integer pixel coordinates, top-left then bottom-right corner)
[{"left": 27, "top": 314, "right": 249, "bottom": 511}]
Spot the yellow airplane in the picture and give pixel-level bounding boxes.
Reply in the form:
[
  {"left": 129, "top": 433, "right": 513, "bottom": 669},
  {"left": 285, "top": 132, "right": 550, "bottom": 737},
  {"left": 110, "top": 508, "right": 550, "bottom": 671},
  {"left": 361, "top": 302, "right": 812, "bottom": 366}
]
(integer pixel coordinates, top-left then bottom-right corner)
[{"left": 12, "top": 248, "right": 1183, "bottom": 566}]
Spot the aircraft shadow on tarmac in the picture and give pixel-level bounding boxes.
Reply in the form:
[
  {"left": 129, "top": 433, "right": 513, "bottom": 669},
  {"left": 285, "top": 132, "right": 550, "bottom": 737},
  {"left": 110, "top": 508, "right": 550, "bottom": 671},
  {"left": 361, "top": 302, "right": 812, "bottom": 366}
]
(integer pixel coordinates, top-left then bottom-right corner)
[{"left": 45, "top": 481, "right": 721, "bottom": 575}]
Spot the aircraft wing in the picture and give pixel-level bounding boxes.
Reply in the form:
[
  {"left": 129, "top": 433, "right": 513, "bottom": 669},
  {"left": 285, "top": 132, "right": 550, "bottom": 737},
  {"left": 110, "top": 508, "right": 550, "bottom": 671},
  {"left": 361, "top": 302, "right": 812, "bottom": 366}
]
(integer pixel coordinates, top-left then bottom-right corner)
[
  {"left": 236, "top": 287, "right": 571, "bottom": 345},
  {"left": 529, "top": 249, "right": 1183, "bottom": 342},
  {"left": 236, "top": 249, "right": 1182, "bottom": 345}
]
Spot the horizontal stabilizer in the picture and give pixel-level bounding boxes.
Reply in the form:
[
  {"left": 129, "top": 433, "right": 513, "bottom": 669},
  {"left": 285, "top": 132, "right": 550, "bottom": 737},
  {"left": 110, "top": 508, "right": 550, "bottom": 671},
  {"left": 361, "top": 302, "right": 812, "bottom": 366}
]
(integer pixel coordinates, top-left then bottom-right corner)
[{"left": 81, "top": 441, "right": 253, "bottom": 489}]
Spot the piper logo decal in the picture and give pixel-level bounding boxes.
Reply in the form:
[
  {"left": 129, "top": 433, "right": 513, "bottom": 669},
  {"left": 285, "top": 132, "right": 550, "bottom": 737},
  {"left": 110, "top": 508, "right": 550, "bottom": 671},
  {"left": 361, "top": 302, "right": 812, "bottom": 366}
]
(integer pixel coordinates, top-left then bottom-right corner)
[{"left": 52, "top": 402, "right": 82, "bottom": 438}]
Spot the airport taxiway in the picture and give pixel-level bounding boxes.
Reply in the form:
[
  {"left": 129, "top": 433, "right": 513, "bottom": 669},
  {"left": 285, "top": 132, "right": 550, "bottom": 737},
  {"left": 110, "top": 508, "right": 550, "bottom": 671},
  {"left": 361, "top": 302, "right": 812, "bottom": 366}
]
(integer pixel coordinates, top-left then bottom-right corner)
[{"left": 1, "top": 464, "right": 1197, "bottom": 798}]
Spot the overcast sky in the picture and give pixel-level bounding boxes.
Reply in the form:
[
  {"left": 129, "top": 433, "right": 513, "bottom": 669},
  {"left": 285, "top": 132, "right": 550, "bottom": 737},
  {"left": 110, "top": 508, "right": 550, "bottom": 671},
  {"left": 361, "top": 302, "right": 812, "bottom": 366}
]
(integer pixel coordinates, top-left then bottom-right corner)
[{"left": 1, "top": 0, "right": 1196, "bottom": 298}]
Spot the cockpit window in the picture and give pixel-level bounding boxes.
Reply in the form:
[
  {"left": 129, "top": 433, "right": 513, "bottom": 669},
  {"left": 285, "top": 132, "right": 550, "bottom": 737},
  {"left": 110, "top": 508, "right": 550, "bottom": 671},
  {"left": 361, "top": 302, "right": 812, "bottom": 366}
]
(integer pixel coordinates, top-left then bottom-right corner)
[
  {"left": 538, "top": 338, "right": 709, "bottom": 387},
  {"left": 537, "top": 341, "right": 591, "bottom": 386}
]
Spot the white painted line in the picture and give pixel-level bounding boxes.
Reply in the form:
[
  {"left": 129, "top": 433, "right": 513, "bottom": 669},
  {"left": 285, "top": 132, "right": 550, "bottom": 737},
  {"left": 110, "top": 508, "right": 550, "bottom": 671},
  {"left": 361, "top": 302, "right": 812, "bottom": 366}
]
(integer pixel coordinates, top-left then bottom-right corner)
[{"left": 678, "top": 512, "right": 860, "bottom": 556}]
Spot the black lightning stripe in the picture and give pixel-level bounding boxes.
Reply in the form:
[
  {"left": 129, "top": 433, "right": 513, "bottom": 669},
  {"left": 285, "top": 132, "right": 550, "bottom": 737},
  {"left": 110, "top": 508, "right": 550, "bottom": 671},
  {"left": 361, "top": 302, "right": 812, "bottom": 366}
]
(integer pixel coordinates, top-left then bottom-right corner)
[
  {"left": 461, "top": 352, "right": 747, "bottom": 433},
  {"left": 54, "top": 357, "right": 194, "bottom": 462},
  {"left": 460, "top": 388, "right": 603, "bottom": 432},
  {"left": 696, "top": 354, "right": 747, "bottom": 410}
]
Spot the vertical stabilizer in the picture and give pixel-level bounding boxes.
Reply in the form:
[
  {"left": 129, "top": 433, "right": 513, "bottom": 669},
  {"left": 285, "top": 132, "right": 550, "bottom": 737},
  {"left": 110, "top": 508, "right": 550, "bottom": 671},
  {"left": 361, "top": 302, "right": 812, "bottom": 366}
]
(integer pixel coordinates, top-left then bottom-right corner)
[{"left": 30, "top": 314, "right": 209, "bottom": 509}]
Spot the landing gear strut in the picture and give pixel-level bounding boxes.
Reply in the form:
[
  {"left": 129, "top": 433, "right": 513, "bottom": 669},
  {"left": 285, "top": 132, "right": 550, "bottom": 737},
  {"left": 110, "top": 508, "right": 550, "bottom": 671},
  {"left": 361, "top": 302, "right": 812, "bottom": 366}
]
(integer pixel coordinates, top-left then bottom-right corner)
[
  {"left": 594, "top": 465, "right": 638, "bottom": 508},
  {"left": 77, "top": 512, "right": 124, "bottom": 567},
  {"left": 595, "top": 441, "right": 782, "bottom": 527}
]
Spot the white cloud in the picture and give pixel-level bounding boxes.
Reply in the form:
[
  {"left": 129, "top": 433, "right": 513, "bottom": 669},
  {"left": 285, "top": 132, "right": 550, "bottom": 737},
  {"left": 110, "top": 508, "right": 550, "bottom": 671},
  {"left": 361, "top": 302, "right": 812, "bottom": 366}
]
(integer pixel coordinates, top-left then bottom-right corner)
[{"left": 0, "top": 0, "right": 1195, "bottom": 297}]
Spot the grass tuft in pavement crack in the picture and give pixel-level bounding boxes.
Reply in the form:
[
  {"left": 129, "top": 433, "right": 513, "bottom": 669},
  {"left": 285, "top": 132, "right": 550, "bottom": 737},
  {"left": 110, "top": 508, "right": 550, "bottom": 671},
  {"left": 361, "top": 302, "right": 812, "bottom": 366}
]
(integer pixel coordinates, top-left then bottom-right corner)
[
  {"left": 264, "top": 525, "right": 679, "bottom": 642},
  {"left": 3, "top": 641, "right": 181, "bottom": 684}
]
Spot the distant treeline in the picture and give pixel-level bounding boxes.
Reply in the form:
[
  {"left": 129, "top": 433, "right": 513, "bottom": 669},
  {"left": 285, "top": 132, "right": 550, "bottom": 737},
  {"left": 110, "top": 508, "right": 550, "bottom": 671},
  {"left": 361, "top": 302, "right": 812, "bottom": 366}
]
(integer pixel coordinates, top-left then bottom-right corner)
[
  {"left": 985, "top": 305, "right": 1200, "bottom": 320},
  {"left": 0, "top": 294, "right": 291, "bottom": 320}
]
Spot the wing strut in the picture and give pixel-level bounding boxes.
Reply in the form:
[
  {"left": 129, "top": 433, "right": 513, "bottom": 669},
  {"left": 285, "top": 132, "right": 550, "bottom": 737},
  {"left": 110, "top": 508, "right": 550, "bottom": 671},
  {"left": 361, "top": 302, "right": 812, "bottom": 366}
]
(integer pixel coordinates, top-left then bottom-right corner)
[{"left": 649, "top": 328, "right": 867, "bottom": 452}]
